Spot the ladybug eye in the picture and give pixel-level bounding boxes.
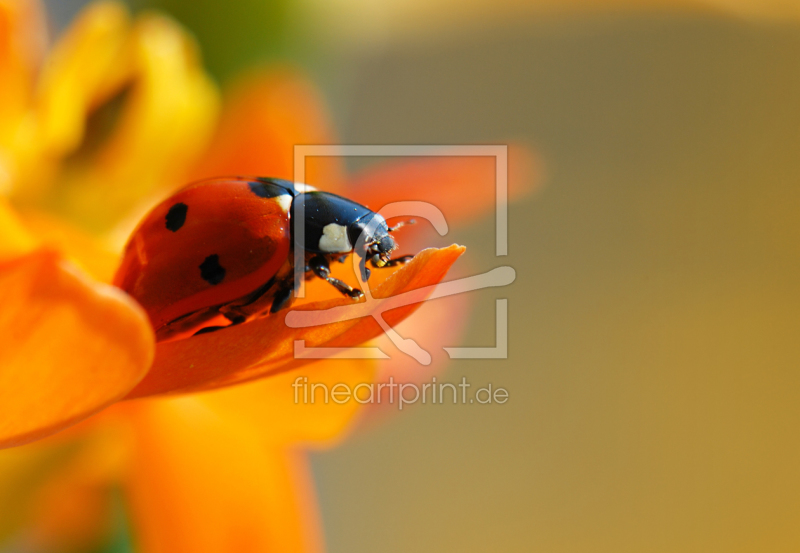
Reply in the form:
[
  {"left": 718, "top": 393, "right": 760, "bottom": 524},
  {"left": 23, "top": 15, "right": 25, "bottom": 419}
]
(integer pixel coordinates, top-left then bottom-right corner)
[{"left": 378, "top": 235, "right": 395, "bottom": 253}]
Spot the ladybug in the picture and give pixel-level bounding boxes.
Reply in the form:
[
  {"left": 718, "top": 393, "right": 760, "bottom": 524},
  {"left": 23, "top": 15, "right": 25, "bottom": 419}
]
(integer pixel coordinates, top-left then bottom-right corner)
[{"left": 114, "top": 177, "right": 413, "bottom": 341}]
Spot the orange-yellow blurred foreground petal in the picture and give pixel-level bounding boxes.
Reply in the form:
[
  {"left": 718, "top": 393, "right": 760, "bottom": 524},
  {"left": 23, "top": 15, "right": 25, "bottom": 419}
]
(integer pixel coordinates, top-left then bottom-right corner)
[
  {"left": 0, "top": 249, "right": 153, "bottom": 448},
  {"left": 123, "top": 398, "right": 323, "bottom": 553}
]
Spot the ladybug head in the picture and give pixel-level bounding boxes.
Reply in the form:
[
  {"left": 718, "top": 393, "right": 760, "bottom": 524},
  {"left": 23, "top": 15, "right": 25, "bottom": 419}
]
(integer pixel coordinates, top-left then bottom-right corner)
[
  {"left": 291, "top": 192, "right": 397, "bottom": 262},
  {"left": 357, "top": 216, "right": 396, "bottom": 268}
]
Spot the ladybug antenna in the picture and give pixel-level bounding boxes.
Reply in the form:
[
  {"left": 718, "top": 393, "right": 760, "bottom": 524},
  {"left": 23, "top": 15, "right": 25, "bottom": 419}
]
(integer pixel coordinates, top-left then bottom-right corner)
[{"left": 388, "top": 218, "right": 416, "bottom": 232}]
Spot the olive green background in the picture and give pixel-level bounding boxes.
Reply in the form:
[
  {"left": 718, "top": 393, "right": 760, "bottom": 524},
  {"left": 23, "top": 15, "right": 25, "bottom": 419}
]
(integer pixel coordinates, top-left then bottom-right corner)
[
  {"left": 46, "top": 2, "right": 800, "bottom": 551},
  {"left": 310, "top": 17, "right": 800, "bottom": 553}
]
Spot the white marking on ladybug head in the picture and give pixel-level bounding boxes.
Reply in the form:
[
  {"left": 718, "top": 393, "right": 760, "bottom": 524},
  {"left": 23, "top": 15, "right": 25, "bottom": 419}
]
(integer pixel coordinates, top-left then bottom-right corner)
[
  {"left": 274, "top": 194, "right": 293, "bottom": 212},
  {"left": 319, "top": 223, "right": 352, "bottom": 253},
  {"left": 294, "top": 182, "right": 317, "bottom": 193}
]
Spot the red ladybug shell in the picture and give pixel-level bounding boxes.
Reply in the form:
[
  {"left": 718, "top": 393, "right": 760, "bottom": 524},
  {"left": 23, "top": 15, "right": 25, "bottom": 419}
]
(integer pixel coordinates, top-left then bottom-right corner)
[{"left": 114, "top": 178, "right": 295, "bottom": 335}]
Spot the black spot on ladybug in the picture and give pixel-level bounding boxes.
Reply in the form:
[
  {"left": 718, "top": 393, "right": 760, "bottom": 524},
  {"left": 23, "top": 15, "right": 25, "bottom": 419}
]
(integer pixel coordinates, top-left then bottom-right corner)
[
  {"left": 165, "top": 202, "right": 188, "bottom": 232},
  {"left": 249, "top": 179, "right": 295, "bottom": 199},
  {"left": 199, "top": 254, "right": 226, "bottom": 285}
]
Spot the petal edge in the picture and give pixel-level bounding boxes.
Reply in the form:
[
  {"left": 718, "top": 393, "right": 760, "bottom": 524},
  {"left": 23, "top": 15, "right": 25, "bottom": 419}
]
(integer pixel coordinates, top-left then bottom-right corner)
[{"left": 0, "top": 249, "right": 154, "bottom": 448}]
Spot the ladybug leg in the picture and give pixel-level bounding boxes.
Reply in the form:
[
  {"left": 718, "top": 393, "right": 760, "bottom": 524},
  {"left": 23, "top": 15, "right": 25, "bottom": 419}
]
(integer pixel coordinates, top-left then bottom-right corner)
[
  {"left": 383, "top": 254, "right": 414, "bottom": 267},
  {"left": 190, "top": 312, "right": 247, "bottom": 337},
  {"left": 310, "top": 255, "right": 364, "bottom": 300},
  {"left": 223, "top": 313, "right": 247, "bottom": 325},
  {"left": 158, "top": 306, "right": 224, "bottom": 341}
]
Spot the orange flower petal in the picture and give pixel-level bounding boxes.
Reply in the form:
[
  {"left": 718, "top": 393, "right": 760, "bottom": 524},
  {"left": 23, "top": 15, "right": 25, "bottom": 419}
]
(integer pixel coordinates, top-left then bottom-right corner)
[
  {"left": 0, "top": 249, "right": 154, "bottom": 448},
  {"left": 124, "top": 397, "right": 322, "bottom": 553},
  {"left": 126, "top": 244, "right": 465, "bottom": 398},
  {"left": 0, "top": 0, "right": 47, "bottom": 193},
  {"left": 375, "top": 289, "right": 471, "bottom": 383},
  {"left": 0, "top": 200, "right": 116, "bottom": 282},
  {"left": 199, "top": 356, "right": 377, "bottom": 446},
  {"left": 0, "top": 0, "right": 46, "bottom": 116},
  {"left": 0, "top": 197, "right": 35, "bottom": 259},
  {"left": 19, "top": 209, "right": 119, "bottom": 282},
  {"left": 21, "top": 427, "right": 128, "bottom": 552},
  {"left": 345, "top": 143, "right": 539, "bottom": 227},
  {"left": 0, "top": 434, "right": 77, "bottom": 542},
  {"left": 0, "top": 0, "right": 46, "bottom": 102},
  {"left": 189, "top": 68, "right": 346, "bottom": 191}
]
